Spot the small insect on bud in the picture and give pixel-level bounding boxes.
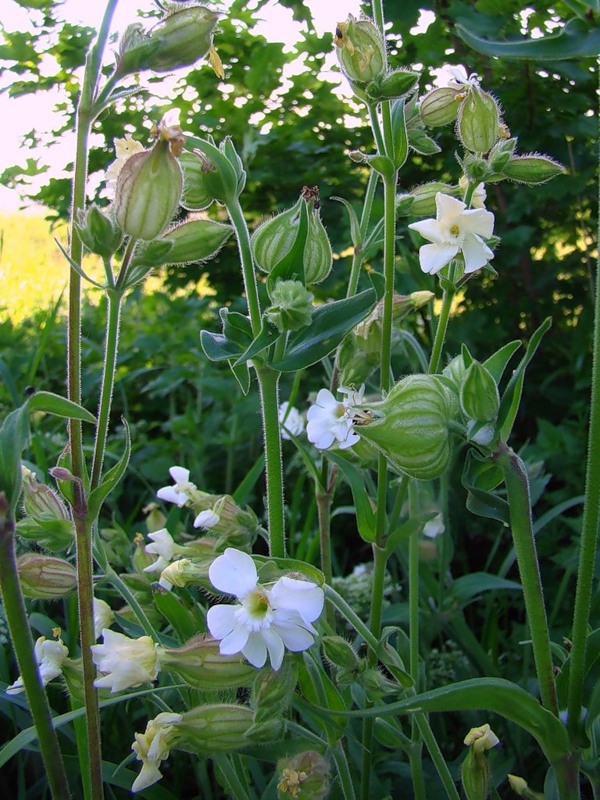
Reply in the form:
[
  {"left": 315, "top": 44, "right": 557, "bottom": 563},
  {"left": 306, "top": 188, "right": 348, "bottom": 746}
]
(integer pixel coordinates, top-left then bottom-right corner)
[
  {"left": 334, "top": 15, "right": 386, "bottom": 86},
  {"left": 457, "top": 83, "right": 501, "bottom": 154},
  {"left": 114, "top": 120, "right": 184, "bottom": 241}
]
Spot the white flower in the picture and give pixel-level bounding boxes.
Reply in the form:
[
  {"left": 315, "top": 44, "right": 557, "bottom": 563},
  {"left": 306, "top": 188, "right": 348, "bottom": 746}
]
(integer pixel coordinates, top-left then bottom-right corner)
[
  {"left": 93, "top": 598, "right": 115, "bottom": 641},
  {"left": 408, "top": 192, "right": 495, "bottom": 275},
  {"left": 464, "top": 723, "right": 500, "bottom": 753},
  {"left": 446, "top": 65, "right": 480, "bottom": 90},
  {"left": 193, "top": 509, "right": 220, "bottom": 529},
  {"left": 423, "top": 513, "right": 445, "bottom": 539},
  {"left": 459, "top": 176, "right": 487, "bottom": 209},
  {"left": 156, "top": 466, "right": 196, "bottom": 507},
  {"left": 6, "top": 636, "right": 68, "bottom": 695},
  {"left": 306, "top": 388, "right": 361, "bottom": 450},
  {"left": 144, "top": 528, "right": 178, "bottom": 574},
  {"left": 131, "top": 712, "right": 182, "bottom": 793},
  {"left": 278, "top": 402, "right": 305, "bottom": 441},
  {"left": 105, "top": 134, "right": 144, "bottom": 196},
  {"left": 206, "top": 548, "right": 324, "bottom": 671},
  {"left": 91, "top": 629, "right": 160, "bottom": 693}
]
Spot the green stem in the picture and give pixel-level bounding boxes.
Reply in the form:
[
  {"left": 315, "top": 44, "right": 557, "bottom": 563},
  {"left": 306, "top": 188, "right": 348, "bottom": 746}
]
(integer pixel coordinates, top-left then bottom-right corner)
[
  {"left": 567, "top": 168, "right": 600, "bottom": 737},
  {"left": 332, "top": 741, "right": 357, "bottom": 800},
  {"left": 90, "top": 289, "right": 124, "bottom": 491},
  {"left": 226, "top": 197, "right": 262, "bottom": 337},
  {"left": 408, "top": 480, "right": 426, "bottom": 800},
  {"left": 256, "top": 367, "right": 285, "bottom": 558},
  {"left": 0, "top": 504, "right": 70, "bottom": 799},
  {"left": 380, "top": 172, "right": 398, "bottom": 392},
  {"left": 429, "top": 279, "right": 455, "bottom": 374},
  {"left": 496, "top": 444, "right": 558, "bottom": 715},
  {"left": 315, "top": 480, "right": 333, "bottom": 596},
  {"left": 414, "top": 715, "right": 461, "bottom": 800}
]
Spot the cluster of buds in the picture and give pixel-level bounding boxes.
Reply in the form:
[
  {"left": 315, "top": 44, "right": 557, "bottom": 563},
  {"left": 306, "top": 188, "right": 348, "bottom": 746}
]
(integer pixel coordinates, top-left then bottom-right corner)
[
  {"left": 322, "top": 635, "right": 399, "bottom": 702},
  {"left": 442, "top": 354, "right": 501, "bottom": 448},
  {"left": 17, "top": 466, "right": 74, "bottom": 551}
]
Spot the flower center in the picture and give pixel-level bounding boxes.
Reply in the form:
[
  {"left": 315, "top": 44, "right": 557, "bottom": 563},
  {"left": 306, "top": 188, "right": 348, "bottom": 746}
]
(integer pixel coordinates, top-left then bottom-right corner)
[
  {"left": 235, "top": 589, "right": 274, "bottom": 631},
  {"left": 449, "top": 223, "right": 460, "bottom": 237}
]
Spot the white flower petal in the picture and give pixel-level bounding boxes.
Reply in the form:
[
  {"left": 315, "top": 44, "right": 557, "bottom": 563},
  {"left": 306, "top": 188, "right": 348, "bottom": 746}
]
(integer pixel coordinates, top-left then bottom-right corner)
[
  {"left": 131, "top": 762, "right": 163, "bottom": 793},
  {"left": 219, "top": 624, "right": 251, "bottom": 656},
  {"left": 270, "top": 577, "right": 324, "bottom": 623},
  {"left": 241, "top": 632, "right": 268, "bottom": 668},
  {"left": 261, "top": 627, "right": 285, "bottom": 670},
  {"left": 169, "top": 466, "right": 190, "bottom": 485},
  {"left": 206, "top": 604, "right": 238, "bottom": 639},
  {"left": 462, "top": 234, "right": 494, "bottom": 273},
  {"left": 459, "top": 207, "right": 495, "bottom": 238},
  {"left": 419, "top": 242, "right": 458, "bottom": 274},
  {"left": 436, "top": 192, "right": 466, "bottom": 217},
  {"left": 272, "top": 619, "right": 315, "bottom": 653},
  {"left": 408, "top": 217, "right": 445, "bottom": 244},
  {"left": 156, "top": 486, "right": 187, "bottom": 506},
  {"left": 209, "top": 548, "right": 258, "bottom": 597},
  {"left": 193, "top": 509, "right": 220, "bottom": 529}
]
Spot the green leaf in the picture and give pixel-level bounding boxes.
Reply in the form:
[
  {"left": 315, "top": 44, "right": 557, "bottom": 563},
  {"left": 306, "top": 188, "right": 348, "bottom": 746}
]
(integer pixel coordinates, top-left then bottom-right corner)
[
  {"left": 28, "top": 391, "right": 96, "bottom": 424},
  {"left": 234, "top": 319, "right": 281, "bottom": 366},
  {"left": 0, "top": 405, "right": 30, "bottom": 515},
  {"left": 200, "top": 330, "right": 244, "bottom": 362},
  {"left": 462, "top": 450, "right": 509, "bottom": 523},
  {"left": 153, "top": 589, "right": 203, "bottom": 642},
  {"left": 483, "top": 340, "right": 521, "bottom": 384},
  {"left": 391, "top": 98, "right": 409, "bottom": 169},
  {"left": 252, "top": 555, "right": 325, "bottom": 586},
  {"left": 266, "top": 197, "right": 308, "bottom": 290},
  {"left": 497, "top": 317, "right": 552, "bottom": 442},
  {"left": 228, "top": 360, "right": 252, "bottom": 395},
  {"left": 271, "top": 289, "right": 376, "bottom": 371},
  {"left": 87, "top": 419, "right": 131, "bottom": 520},
  {"left": 456, "top": 16, "right": 600, "bottom": 61},
  {"left": 450, "top": 572, "right": 521, "bottom": 608},
  {"left": 325, "top": 452, "right": 376, "bottom": 543},
  {"left": 331, "top": 196, "right": 363, "bottom": 249}
]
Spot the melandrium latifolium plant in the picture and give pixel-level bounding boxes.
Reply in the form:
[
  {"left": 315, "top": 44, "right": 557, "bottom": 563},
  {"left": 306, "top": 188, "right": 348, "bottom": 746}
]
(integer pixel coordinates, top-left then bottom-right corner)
[{"left": 0, "top": 1, "right": 598, "bottom": 799}]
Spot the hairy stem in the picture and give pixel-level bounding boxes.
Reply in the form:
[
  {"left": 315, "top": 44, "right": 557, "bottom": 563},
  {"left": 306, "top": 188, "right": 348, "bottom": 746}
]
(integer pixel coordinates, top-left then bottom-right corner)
[{"left": 256, "top": 367, "right": 285, "bottom": 558}]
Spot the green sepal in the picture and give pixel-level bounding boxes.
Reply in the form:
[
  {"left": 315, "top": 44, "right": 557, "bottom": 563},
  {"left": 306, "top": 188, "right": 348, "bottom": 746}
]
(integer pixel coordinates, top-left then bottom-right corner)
[
  {"left": 87, "top": 418, "right": 131, "bottom": 521},
  {"left": 252, "top": 555, "right": 325, "bottom": 587},
  {"left": 497, "top": 317, "right": 551, "bottom": 442},
  {"left": 325, "top": 451, "right": 376, "bottom": 543},
  {"left": 265, "top": 198, "right": 308, "bottom": 291},
  {"left": 271, "top": 288, "right": 376, "bottom": 371},
  {"left": 390, "top": 98, "right": 408, "bottom": 169},
  {"left": 185, "top": 135, "right": 240, "bottom": 205}
]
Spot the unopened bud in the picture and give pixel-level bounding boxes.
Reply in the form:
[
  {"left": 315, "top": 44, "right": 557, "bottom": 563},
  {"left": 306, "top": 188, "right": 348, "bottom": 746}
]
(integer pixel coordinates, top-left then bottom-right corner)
[
  {"left": 161, "top": 634, "right": 258, "bottom": 689},
  {"left": 265, "top": 279, "right": 314, "bottom": 332},
  {"left": 461, "top": 724, "right": 500, "bottom": 800},
  {"left": 76, "top": 205, "right": 123, "bottom": 258},
  {"left": 16, "top": 516, "right": 75, "bottom": 552},
  {"left": 277, "top": 751, "right": 330, "bottom": 800},
  {"left": 460, "top": 361, "right": 499, "bottom": 425},
  {"left": 180, "top": 150, "right": 215, "bottom": 210},
  {"left": 407, "top": 182, "right": 457, "bottom": 217},
  {"left": 334, "top": 15, "right": 385, "bottom": 85},
  {"left": 158, "top": 557, "right": 210, "bottom": 591},
  {"left": 366, "top": 69, "right": 419, "bottom": 101},
  {"left": 17, "top": 554, "right": 77, "bottom": 599},
  {"left": 357, "top": 375, "right": 455, "bottom": 480},
  {"left": 420, "top": 86, "right": 462, "bottom": 127},
  {"left": 177, "top": 704, "right": 255, "bottom": 751},
  {"left": 322, "top": 635, "right": 361, "bottom": 671},
  {"left": 488, "top": 137, "right": 517, "bottom": 172},
  {"left": 502, "top": 153, "right": 565, "bottom": 184},
  {"left": 114, "top": 124, "right": 183, "bottom": 241},
  {"left": 457, "top": 84, "right": 500, "bottom": 154},
  {"left": 133, "top": 219, "right": 231, "bottom": 268},
  {"left": 507, "top": 774, "right": 545, "bottom": 799}
]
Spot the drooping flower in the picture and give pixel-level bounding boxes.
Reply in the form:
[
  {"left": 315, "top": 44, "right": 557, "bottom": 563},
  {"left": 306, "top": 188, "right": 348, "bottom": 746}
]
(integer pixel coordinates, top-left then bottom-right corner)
[
  {"left": 193, "top": 508, "right": 220, "bottom": 529},
  {"left": 458, "top": 176, "right": 487, "bottom": 209},
  {"left": 131, "top": 712, "right": 182, "bottom": 793},
  {"left": 93, "top": 597, "right": 115, "bottom": 641},
  {"left": 408, "top": 192, "right": 494, "bottom": 275},
  {"left": 306, "top": 386, "right": 363, "bottom": 450},
  {"left": 91, "top": 629, "right": 160, "bottom": 693},
  {"left": 105, "top": 134, "right": 144, "bottom": 196},
  {"left": 206, "top": 548, "right": 324, "bottom": 670},
  {"left": 278, "top": 402, "right": 305, "bottom": 441},
  {"left": 6, "top": 635, "right": 68, "bottom": 695},
  {"left": 156, "top": 466, "right": 196, "bottom": 507},
  {"left": 143, "top": 528, "right": 178, "bottom": 574},
  {"left": 464, "top": 723, "right": 500, "bottom": 753}
]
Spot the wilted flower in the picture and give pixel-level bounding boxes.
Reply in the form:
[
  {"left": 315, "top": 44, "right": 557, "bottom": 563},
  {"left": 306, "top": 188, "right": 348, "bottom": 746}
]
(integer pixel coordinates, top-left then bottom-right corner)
[
  {"left": 91, "top": 629, "right": 160, "bottom": 692},
  {"left": 6, "top": 635, "right": 68, "bottom": 695},
  {"left": 279, "top": 402, "right": 305, "bottom": 440},
  {"left": 131, "top": 712, "right": 182, "bottom": 793},
  {"left": 464, "top": 723, "right": 500, "bottom": 753},
  {"left": 93, "top": 598, "right": 115, "bottom": 641},
  {"left": 106, "top": 135, "right": 144, "bottom": 196},
  {"left": 157, "top": 466, "right": 196, "bottom": 507},
  {"left": 306, "top": 386, "right": 364, "bottom": 450},
  {"left": 207, "top": 548, "right": 324, "bottom": 670},
  {"left": 143, "top": 528, "right": 179, "bottom": 574},
  {"left": 408, "top": 192, "right": 494, "bottom": 275}
]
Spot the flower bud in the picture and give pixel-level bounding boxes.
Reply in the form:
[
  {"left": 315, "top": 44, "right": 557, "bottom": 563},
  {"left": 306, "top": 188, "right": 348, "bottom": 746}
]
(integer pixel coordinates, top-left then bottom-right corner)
[
  {"left": 334, "top": 15, "right": 386, "bottom": 85},
  {"left": 487, "top": 137, "right": 517, "bottom": 172},
  {"left": 177, "top": 704, "right": 255, "bottom": 752},
  {"left": 460, "top": 361, "right": 499, "bottom": 424},
  {"left": 277, "top": 751, "right": 330, "bottom": 800},
  {"left": 252, "top": 189, "right": 332, "bottom": 284},
  {"left": 366, "top": 69, "right": 419, "bottom": 102},
  {"left": 265, "top": 279, "right": 313, "bottom": 332},
  {"left": 502, "top": 153, "right": 565, "bottom": 184},
  {"left": 507, "top": 775, "right": 545, "bottom": 799},
  {"left": 322, "top": 635, "right": 361, "bottom": 671},
  {"left": 21, "top": 466, "right": 69, "bottom": 520},
  {"left": 160, "top": 635, "right": 258, "bottom": 689},
  {"left": 16, "top": 516, "right": 75, "bottom": 552},
  {"left": 461, "top": 724, "right": 499, "bottom": 800},
  {"left": 357, "top": 375, "right": 455, "bottom": 480},
  {"left": 133, "top": 219, "right": 232, "bottom": 269},
  {"left": 114, "top": 124, "right": 183, "bottom": 241},
  {"left": 117, "top": 6, "right": 220, "bottom": 76},
  {"left": 75, "top": 205, "right": 123, "bottom": 258},
  {"left": 17, "top": 554, "right": 77, "bottom": 599},
  {"left": 406, "top": 182, "right": 457, "bottom": 217},
  {"left": 420, "top": 86, "right": 462, "bottom": 127},
  {"left": 442, "top": 354, "right": 467, "bottom": 390},
  {"left": 157, "top": 557, "right": 210, "bottom": 591},
  {"left": 180, "top": 151, "right": 215, "bottom": 211},
  {"left": 457, "top": 84, "right": 500, "bottom": 154}
]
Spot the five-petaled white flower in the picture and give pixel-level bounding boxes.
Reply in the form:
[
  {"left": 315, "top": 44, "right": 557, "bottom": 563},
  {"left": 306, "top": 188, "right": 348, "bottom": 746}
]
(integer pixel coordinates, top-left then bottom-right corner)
[
  {"left": 144, "top": 528, "right": 178, "bottom": 574},
  {"left": 91, "top": 629, "right": 160, "bottom": 693},
  {"left": 408, "top": 192, "right": 494, "bottom": 275},
  {"left": 306, "top": 387, "right": 362, "bottom": 450},
  {"left": 206, "top": 548, "right": 324, "bottom": 670},
  {"left": 6, "top": 635, "right": 68, "bottom": 695},
  {"left": 157, "top": 466, "right": 196, "bottom": 507},
  {"left": 131, "top": 712, "right": 182, "bottom": 793},
  {"left": 93, "top": 597, "right": 115, "bottom": 641},
  {"left": 278, "top": 402, "right": 305, "bottom": 441}
]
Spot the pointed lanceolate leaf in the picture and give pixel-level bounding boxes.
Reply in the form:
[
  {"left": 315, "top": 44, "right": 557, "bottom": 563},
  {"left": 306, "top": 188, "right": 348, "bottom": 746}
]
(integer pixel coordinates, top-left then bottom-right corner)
[
  {"left": 28, "top": 391, "right": 96, "bottom": 424},
  {"left": 266, "top": 197, "right": 308, "bottom": 290},
  {"left": 483, "top": 340, "right": 521, "bottom": 384},
  {"left": 325, "top": 452, "right": 376, "bottom": 543},
  {"left": 271, "top": 288, "right": 376, "bottom": 371},
  {"left": 0, "top": 404, "right": 30, "bottom": 515},
  {"left": 234, "top": 319, "right": 281, "bottom": 366},
  {"left": 87, "top": 418, "right": 131, "bottom": 520},
  {"left": 200, "top": 330, "right": 245, "bottom": 362}
]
